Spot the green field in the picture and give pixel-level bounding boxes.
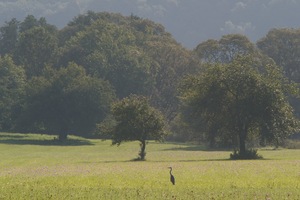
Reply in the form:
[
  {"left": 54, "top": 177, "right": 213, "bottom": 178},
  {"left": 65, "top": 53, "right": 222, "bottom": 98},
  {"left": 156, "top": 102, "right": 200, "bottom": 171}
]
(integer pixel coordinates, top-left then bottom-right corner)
[{"left": 0, "top": 133, "right": 299, "bottom": 199}]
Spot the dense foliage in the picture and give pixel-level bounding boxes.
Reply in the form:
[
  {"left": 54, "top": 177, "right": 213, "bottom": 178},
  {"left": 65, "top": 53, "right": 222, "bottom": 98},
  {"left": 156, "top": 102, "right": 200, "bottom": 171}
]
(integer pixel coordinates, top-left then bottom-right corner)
[
  {"left": 106, "top": 94, "right": 166, "bottom": 160},
  {"left": 179, "top": 56, "right": 299, "bottom": 157},
  {"left": 0, "top": 55, "right": 26, "bottom": 131},
  {"left": 0, "top": 11, "right": 299, "bottom": 156},
  {"left": 17, "top": 63, "right": 115, "bottom": 140},
  {"left": 0, "top": 12, "right": 194, "bottom": 140}
]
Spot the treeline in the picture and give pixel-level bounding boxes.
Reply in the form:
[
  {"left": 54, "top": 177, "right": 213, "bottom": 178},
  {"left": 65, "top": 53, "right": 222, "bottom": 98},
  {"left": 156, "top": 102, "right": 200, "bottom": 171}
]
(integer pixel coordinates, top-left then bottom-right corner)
[
  {"left": 0, "top": 11, "right": 197, "bottom": 140},
  {"left": 0, "top": 11, "right": 299, "bottom": 148}
]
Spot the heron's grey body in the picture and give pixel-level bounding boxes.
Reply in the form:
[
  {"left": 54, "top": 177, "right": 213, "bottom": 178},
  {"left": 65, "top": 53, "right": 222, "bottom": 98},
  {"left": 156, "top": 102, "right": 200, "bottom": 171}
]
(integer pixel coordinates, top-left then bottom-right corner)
[{"left": 168, "top": 167, "right": 175, "bottom": 185}]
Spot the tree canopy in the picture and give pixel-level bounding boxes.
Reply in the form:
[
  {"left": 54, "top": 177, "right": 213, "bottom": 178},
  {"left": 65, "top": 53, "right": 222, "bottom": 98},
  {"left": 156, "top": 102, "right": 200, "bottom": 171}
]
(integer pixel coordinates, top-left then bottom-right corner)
[
  {"left": 257, "top": 28, "right": 300, "bottom": 83},
  {"left": 0, "top": 12, "right": 299, "bottom": 152},
  {"left": 18, "top": 63, "right": 115, "bottom": 140},
  {"left": 0, "top": 55, "right": 26, "bottom": 131},
  {"left": 108, "top": 95, "right": 166, "bottom": 160},
  {"left": 179, "top": 56, "right": 300, "bottom": 157},
  {"left": 0, "top": 12, "right": 188, "bottom": 141},
  {"left": 194, "top": 34, "right": 255, "bottom": 64}
]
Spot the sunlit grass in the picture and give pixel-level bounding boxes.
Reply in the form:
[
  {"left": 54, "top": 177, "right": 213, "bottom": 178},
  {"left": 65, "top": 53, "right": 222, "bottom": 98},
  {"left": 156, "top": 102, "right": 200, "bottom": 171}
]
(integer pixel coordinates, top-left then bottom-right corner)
[{"left": 0, "top": 133, "right": 300, "bottom": 199}]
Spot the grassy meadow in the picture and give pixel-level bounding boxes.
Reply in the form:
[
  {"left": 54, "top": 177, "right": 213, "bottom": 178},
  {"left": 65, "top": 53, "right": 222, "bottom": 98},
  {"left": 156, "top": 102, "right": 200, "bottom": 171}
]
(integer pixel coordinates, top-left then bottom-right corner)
[{"left": 0, "top": 133, "right": 299, "bottom": 199}]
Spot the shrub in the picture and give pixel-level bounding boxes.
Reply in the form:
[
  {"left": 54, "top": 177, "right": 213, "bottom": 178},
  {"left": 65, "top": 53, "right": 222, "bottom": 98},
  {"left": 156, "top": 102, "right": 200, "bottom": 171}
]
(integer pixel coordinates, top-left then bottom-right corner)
[
  {"left": 283, "top": 139, "right": 300, "bottom": 149},
  {"left": 230, "top": 149, "right": 263, "bottom": 160}
]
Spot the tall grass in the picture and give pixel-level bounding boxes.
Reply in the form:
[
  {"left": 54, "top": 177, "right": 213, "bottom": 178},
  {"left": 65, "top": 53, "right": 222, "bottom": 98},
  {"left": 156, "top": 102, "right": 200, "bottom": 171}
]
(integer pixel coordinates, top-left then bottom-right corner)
[{"left": 0, "top": 133, "right": 299, "bottom": 199}]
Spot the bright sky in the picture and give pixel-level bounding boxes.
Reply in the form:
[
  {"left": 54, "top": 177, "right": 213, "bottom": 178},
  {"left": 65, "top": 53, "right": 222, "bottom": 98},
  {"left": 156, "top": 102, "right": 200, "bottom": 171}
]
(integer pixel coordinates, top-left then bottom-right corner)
[{"left": 1, "top": 0, "right": 299, "bottom": 48}]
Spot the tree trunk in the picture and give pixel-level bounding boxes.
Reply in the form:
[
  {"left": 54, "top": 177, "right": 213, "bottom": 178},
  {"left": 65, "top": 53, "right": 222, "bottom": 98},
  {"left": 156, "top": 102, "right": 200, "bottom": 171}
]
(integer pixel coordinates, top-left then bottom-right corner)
[
  {"left": 58, "top": 124, "right": 68, "bottom": 141},
  {"left": 139, "top": 140, "right": 146, "bottom": 160},
  {"left": 238, "top": 121, "right": 247, "bottom": 157},
  {"left": 59, "top": 132, "right": 68, "bottom": 141},
  {"left": 239, "top": 131, "right": 246, "bottom": 156},
  {"left": 209, "top": 137, "right": 215, "bottom": 149},
  {"left": 208, "top": 126, "right": 217, "bottom": 148}
]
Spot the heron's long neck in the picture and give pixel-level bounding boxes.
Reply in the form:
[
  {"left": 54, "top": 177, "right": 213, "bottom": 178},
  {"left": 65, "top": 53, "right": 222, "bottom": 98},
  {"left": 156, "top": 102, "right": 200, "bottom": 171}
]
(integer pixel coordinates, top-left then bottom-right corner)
[{"left": 169, "top": 168, "right": 172, "bottom": 175}]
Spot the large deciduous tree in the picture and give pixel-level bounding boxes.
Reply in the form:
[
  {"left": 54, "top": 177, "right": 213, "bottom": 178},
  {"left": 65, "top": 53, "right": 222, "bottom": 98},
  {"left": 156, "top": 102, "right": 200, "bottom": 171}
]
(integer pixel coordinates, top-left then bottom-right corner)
[
  {"left": 257, "top": 28, "right": 300, "bottom": 82},
  {"left": 257, "top": 28, "right": 300, "bottom": 126},
  {"left": 58, "top": 19, "right": 154, "bottom": 99},
  {"left": 194, "top": 34, "right": 255, "bottom": 64},
  {"left": 57, "top": 12, "right": 197, "bottom": 123},
  {"left": 107, "top": 95, "right": 167, "bottom": 160},
  {"left": 14, "top": 26, "right": 58, "bottom": 78},
  {"left": 19, "top": 63, "right": 115, "bottom": 140},
  {"left": 0, "top": 55, "right": 26, "bottom": 131},
  {"left": 180, "top": 56, "right": 300, "bottom": 158},
  {"left": 0, "top": 18, "right": 19, "bottom": 56},
  {"left": 144, "top": 38, "right": 198, "bottom": 122}
]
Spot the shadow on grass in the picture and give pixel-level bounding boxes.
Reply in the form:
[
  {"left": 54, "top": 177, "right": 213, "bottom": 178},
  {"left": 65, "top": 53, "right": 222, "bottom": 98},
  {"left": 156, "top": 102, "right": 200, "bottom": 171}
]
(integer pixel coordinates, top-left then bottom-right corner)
[
  {"left": 0, "top": 134, "right": 26, "bottom": 139},
  {"left": 0, "top": 139, "right": 93, "bottom": 146},
  {"left": 0, "top": 134, "right": 93, "bottom": 146},
  {"left": 163, "top": 145, "right": 231, "bottom": 152},
  {"left": 136, "top": 158, "right": 232, "bottom": 162},
  {"left": 88, "top": 157, "right": 271, "bottom": 163},
  {"left": 180, "top": 159, "right": 273, "bottom": 162}
]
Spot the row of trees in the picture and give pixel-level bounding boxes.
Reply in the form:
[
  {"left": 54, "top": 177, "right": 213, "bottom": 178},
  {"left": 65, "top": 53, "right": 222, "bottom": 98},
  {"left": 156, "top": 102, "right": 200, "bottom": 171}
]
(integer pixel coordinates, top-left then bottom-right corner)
[
  {"left": 0, "top": 11, "right": 300, "bottom": 158},
  {"left": 0, "top": 12, "right": 196, "bottom": 145}
]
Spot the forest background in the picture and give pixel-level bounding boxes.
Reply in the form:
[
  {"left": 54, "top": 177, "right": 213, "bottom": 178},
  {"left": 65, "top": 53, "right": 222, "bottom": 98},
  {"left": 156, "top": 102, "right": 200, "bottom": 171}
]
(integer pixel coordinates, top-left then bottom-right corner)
[{"left": 1, "top": 8, "right": 300, "bottom": 153}]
